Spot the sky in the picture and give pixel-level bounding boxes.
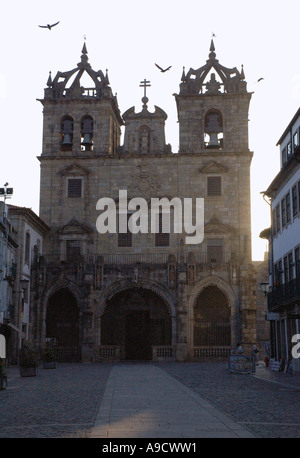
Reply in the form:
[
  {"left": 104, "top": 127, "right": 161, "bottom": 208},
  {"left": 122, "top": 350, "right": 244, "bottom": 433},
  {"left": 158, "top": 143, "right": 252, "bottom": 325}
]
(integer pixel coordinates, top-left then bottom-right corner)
[{"left": 1, "top": 0, "right": 300, "bottom": 261}]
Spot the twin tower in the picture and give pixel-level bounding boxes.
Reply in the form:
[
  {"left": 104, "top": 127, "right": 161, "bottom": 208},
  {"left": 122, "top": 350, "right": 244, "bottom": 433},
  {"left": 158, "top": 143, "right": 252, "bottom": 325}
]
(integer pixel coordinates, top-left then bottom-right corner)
[{"left": 30, "top": 40, "right": 256, "bottom": 362}]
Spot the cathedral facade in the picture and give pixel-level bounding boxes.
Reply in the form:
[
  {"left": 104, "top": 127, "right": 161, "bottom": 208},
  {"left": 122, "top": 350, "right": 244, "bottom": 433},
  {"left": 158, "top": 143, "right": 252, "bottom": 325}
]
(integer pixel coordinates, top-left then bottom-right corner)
[{"left": 29, "top": 41, "right": 257, "bottom": 362}]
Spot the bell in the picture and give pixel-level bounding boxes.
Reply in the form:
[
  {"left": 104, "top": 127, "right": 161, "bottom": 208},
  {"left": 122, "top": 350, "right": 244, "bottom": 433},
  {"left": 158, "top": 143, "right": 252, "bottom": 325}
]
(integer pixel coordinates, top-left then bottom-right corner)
[
  {"left": 207, "top": 133, "right": 220, "bottom": 147},
  {"left": 81, "top": 133, "right": 93, "bottom": 147},
  {"left": 61, "top": 133, "right": 72, "bottom": 145}
]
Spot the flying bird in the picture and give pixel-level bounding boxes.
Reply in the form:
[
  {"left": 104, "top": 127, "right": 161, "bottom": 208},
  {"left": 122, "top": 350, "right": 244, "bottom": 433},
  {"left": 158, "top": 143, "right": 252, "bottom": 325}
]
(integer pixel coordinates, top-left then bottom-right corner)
[
  {"left": 257, "top": 77, "right": 264, "bottom": 82},
  {"left": 155, "top": 63, "right": 172, "bottom": 73},
  {"left": 38, "top": 21, "right": 60, "bottom": 30}
]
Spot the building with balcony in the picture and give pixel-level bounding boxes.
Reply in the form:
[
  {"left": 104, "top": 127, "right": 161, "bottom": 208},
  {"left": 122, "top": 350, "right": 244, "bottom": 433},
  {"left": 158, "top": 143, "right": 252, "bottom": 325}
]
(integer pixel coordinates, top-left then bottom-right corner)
[
  {"left": 7, "top": 205, "right": 49, "bottom": 355},
  {"left": 263, "top": 107, "right": 300, "bottom": 371},
  {"left": 29, "top": 40, "right": 257, "bottom": 362},
  {"left": 0, "top": 202, "right": 18, "bottom": 362}
]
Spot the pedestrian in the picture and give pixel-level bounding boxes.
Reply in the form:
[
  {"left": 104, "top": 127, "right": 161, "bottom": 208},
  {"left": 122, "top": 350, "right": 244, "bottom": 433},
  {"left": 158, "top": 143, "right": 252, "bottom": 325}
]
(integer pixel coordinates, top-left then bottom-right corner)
[
  {"left": 252, "top": 343, "right": 259, "bottom": 365},
  {"left": 236, "top": 343, "right": 244, "bottom": 354},
  {"left": 264, "top": 341, "right": 271, "bottom": 367}
]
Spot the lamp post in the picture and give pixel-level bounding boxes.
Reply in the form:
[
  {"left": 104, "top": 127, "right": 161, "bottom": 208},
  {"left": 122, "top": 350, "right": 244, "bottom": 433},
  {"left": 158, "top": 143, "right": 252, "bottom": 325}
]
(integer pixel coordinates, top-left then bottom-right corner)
[{"left": 260, "top": 282, "right": 270, "bottom": 297}]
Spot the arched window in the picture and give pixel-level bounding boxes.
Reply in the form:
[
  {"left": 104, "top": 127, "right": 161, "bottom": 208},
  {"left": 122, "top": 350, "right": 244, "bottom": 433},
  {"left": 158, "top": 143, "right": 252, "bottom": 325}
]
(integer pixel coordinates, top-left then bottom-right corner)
[
  {"left": 60, "top": 116, "right": 73, "bottom": 150},
  {"left": 204, "top": 109, "right": 223, "bottom": 149},
  {"left": 81, "top": 115, "right": 93, "bottom": 151}
]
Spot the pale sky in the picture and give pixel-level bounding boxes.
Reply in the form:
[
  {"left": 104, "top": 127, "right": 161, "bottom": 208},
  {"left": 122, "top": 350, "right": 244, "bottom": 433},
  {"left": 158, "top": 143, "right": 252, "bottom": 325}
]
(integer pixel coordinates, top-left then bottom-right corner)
[{"left": 1, "top": 0, "right": 300, "bottom": 260}]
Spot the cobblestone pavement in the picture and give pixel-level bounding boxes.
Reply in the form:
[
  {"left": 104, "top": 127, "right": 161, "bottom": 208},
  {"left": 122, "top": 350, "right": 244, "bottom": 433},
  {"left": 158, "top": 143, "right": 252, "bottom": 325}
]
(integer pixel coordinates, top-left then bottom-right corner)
[
  {"left": 0, "top": 361, "right": 299, "bottom": 438},
  {"left": 160, "top": 361, "right": 300, "bottom": 438},
  {"left": 0, "top": 363, "right": 112, "bottom": 438}
]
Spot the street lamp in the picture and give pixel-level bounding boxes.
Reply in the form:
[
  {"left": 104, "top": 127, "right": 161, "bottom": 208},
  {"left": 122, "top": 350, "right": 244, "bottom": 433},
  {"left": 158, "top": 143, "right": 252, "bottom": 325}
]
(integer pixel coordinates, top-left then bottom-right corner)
[{"left": 260, "top": 282, "right": 270, "bottom": 297}]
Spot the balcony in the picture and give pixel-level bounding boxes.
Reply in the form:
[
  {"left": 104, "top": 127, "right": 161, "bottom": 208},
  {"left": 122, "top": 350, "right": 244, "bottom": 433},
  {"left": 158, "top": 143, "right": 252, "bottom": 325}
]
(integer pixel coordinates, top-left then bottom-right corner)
[
  {"left": 5, "top": 262, "right": 17, "bottom": 282},
  {"left": 268, "top": 277, "right": 300, "bottom": 311},
  {"left": 42, "top": 252, "right": 232, "bottom": 266}
]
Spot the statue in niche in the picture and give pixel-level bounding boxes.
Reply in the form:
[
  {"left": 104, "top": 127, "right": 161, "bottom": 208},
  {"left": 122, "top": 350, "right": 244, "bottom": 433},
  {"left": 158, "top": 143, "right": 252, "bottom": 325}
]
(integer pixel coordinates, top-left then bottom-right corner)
[
  {"left": 188, "top": 265, "right": 195, "bottom": 284},
  {"left": 133, "top": 267, "right": 138, "bottom": 283},
  {"left": 139, "top": 128, "right": 149, "bottom": 153},
  {"left": 168, "top": 265, "right": 176, "bottom": 289}
]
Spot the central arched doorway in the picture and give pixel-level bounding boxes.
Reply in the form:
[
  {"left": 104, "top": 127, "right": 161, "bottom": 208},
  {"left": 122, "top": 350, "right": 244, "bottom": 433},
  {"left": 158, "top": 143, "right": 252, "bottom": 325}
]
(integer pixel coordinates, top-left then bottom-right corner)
[
  {"left": 46, "top": 288, "right": 81, "bottom": 362},
  {"left": 101, "top": 287, "right": 172, "bottom": 360},
  {"left": 193, "top": 285, "right": 231, "bottom": 358}
]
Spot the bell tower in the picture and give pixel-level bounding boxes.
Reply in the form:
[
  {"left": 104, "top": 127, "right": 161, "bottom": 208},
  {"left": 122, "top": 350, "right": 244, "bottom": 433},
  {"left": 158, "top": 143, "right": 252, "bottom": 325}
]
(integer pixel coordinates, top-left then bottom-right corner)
[
  {"left": 175, "top": 40, "right": 251, "bottom": 154},
  {"left": 38, "top": 43, "right": 123, "bottom": 231},
  {"left": 174, "top": 40, "right": 256, "bottom": 351}
]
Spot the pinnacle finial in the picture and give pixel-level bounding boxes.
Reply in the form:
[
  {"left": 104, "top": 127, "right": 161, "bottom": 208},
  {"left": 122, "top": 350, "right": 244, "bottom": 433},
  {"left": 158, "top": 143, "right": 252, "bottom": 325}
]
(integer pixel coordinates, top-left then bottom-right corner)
[
  {"left": 46, "top": 71, "right": 52, "bottom": 87},
  {"left": 210, "top": 39, "right": 215, "bottom": 52},
  {"left": 241, "top": 64, "right": 245, "bottom": 80},
  {"left": 82, "top": 41, "right": 88, "bottom": 55},
  {"left": 181, "top": 66, "right": 186, "bottom": 82}
]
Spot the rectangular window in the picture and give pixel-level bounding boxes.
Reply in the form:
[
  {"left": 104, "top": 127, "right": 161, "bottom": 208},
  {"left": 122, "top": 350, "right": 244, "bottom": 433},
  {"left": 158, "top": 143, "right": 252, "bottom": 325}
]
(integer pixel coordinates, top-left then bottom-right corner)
[
  {"left": 292, "top": 185, "right": 298, "bottom": 217},
  {"left": 295, "top": 247, "right": 300, "bottom": 278},
  {"left": 66, "top": 240, "right": 82, "bottom": 261},
  {"left": 25, "top": 231, "right": 30, "bottom": 265},
  {"left": 67, "top": 178, "right": 82, "bottom": 198},
  {"left": 281, "top": 198, "right": 286, "bottom": 227},
  {"left": 293, "top": 131, "right": 298, "bottom": 151},
  {"left": 155, "top": 213, "right": 170, "bottom": 247},
  {"left": 288, "top": 252, "right": 294, "bottom": 281},
  {"left": 207, "top": 176, "right": 221, "bottom": 196},
  {"left": 284, "top": 256, "right": 288, "bottom": 284},
  {"left": 275, "top": 204, "right": 280, "bottom": 233},
  {"left": 272, "top": 209, "right": 276, "bottom": 236},
  {"left": 287, "top": 142, "right": 292, "bottom": 159},
  {"left": 282, "top": 147, "right": 287, "bottom": 165},
  {"left": 207, "top": 239, "right": 223, "bottom": 263},
  {"left": 118, "top": 214, "right": 132, "bottom": 247},
  {"left": 286, "top": 192, "right": 291, "bottom": 224}
]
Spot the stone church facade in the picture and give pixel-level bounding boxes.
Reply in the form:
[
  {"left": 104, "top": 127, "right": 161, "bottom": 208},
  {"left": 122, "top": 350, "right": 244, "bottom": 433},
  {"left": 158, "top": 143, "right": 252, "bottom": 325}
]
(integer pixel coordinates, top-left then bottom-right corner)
[{"left": 29, "top": 41, "right": 257, "bottom": 362}]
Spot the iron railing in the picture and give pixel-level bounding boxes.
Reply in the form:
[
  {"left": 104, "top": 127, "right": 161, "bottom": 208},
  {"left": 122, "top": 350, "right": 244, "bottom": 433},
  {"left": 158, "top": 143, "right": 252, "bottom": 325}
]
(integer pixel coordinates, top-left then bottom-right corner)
[
  {"left": 42, "top": 252, "right": 232, "bottom": 266},
  {"left": 267, "top": 277, "right": 300, "bottom": 311}
]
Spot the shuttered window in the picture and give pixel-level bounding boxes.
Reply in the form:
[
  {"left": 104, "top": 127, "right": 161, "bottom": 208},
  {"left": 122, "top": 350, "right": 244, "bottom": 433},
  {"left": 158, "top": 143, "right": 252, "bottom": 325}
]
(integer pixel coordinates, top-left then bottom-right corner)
[
  {"left": 207, "top": 239, "right": 223, "bottom": 263},
  {"left": 67, "top": 178, "right": 82, "bottom": 198},
  {"left": 207, "top": 176, "right": 221, "bottom": 196}
]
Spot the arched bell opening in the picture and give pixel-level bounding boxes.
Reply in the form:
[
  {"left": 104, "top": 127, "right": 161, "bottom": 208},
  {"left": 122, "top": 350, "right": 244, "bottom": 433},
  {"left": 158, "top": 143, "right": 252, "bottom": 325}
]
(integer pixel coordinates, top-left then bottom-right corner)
[
  {"left": 81, "top": 115, "right": 94, "bottom": 151},
  {"left": 204, "top": 109, "right": 223, "bottom": 149},
  {"left": 60, "top": 115, "right": 74, "bottom": 151}
]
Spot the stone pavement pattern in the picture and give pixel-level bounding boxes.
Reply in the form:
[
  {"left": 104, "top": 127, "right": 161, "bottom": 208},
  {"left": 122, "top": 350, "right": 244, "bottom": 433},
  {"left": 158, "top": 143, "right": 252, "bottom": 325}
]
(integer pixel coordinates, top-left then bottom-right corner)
[
  {"left": 161, "top": 362, "right": 300, "bottom": 438},
  {"left": 90, "top": 364, "right": 254, "bottom": 438},
  {"left": 0, "top": 363, "right": 112, "bottom": 438},
  {"left": 0, "top": 361, "right": 300, "bottom": 438}
]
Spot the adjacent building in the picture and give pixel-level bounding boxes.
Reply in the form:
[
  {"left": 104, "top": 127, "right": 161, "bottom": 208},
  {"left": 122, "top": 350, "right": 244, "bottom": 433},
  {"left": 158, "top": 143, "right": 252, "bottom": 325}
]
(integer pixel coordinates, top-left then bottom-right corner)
[
  {"left": 29, "top": 40, "right": 258, "bottom": 362},
  {"left": 0, "top": 201, "right": 18, "bottom": 363},
  {"left": 8, "top": 205, "right": 49, "bottom": 352},
  {"left": 263, "top": 107, "right": 300, "bottom": 371}
]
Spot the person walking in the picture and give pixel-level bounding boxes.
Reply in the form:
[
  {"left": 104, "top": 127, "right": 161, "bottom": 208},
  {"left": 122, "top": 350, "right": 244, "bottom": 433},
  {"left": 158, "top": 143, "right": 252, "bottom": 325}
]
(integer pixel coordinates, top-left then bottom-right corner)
[{"left": 251, "top": 343, "right": 259, "bottom": 365}]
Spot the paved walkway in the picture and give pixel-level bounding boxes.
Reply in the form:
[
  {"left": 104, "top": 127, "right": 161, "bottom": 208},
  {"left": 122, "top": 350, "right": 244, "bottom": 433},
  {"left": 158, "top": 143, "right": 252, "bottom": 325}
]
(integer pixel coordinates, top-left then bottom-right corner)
[{"left": 90, "top": 363, "right": 255, "bottom": 438}]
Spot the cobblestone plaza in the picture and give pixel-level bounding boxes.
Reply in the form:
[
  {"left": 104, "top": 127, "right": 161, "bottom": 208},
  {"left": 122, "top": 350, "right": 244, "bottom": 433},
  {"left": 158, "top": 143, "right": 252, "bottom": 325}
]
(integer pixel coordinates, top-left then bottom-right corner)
[{"left": 0, "top": 362, "right": 299, "bottom": 438}]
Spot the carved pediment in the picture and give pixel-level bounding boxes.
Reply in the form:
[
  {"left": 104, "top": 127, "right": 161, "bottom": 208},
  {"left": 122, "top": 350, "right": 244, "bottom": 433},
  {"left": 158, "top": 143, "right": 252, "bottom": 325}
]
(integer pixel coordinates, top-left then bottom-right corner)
[
  {"left": 205, "top": 216, "right": 234, "bottom": 234},
  {"left": 199, "top": 161, "right": 228, "bottom": 174},
  {"left": 59, "top": 219, "right": 93, "bottom": 235},
  {"left": 59, "top": 164, "right": 89, "bottom": 177}
]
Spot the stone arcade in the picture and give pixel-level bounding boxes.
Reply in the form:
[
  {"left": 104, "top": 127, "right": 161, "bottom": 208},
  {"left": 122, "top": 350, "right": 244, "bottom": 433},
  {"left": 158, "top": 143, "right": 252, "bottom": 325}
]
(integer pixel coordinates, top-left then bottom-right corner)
[{"left": 29, "top": 40, "right": 257, "bottom": 362}]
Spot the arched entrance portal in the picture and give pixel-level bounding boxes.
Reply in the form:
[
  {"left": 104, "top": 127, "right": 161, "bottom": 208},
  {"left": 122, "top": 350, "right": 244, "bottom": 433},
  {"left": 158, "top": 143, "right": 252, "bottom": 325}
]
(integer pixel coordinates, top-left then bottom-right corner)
[
  {"left": 101, "top": 287, "right": 172, "bottom": 360},
  {"left": 194, "top": 285, "right": 231, "bottom": 357},
  {"left": 46, "top": 288, "right": 81, "bottom": 362}
]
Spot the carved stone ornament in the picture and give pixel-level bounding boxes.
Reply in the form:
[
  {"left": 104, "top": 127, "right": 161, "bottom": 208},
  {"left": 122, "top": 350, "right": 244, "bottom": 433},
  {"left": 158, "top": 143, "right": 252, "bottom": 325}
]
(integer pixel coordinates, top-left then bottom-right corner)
[{"left": 130, "top": 163, "right": 160, "bottom": 196}]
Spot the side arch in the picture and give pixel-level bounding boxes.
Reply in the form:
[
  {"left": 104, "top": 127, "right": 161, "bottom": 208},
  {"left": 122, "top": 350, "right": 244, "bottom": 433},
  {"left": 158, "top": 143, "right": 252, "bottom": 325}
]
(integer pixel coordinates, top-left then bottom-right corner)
[{"left": 187, "top": 276, "right": 239, "bottom": 354}]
